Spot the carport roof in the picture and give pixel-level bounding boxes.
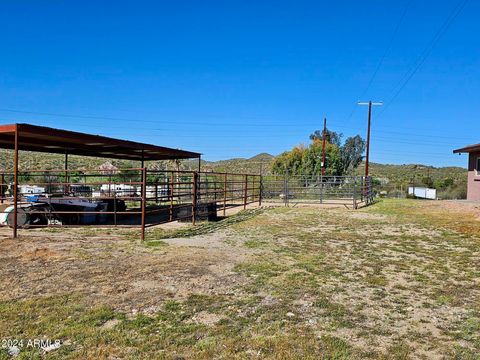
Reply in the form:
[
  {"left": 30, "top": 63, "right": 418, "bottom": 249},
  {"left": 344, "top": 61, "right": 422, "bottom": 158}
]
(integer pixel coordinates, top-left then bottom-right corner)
[{"left": 0, "top": 123, "right": 200, "bottom": 161}]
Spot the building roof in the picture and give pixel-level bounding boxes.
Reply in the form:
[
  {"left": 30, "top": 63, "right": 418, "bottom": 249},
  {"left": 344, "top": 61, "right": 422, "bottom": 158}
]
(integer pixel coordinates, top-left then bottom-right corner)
[
  {"left": 0, "top": 123, "right": 200, "bottom": 161},
  {"left": 453, "top": 143, "right": 480, "bottom": 154}
]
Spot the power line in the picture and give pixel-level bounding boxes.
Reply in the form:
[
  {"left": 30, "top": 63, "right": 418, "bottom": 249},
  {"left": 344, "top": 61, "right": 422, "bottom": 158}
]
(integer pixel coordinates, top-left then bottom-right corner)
[
  {"left": 3, "top": 111, "right": 475, "bottom": 141},
  {"left": 378, "top": 0, "right": 469, "bottom": 117},
  {"left": 359, "top": 0, "right": 413, "bottom": 100},
  {"left": 344, "top": 0, "right": 412, "bottom": 124}
]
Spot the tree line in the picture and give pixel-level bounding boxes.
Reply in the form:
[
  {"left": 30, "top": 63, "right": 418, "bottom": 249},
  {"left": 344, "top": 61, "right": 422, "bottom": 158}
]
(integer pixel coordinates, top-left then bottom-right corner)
[{"left": 271, "top": 129, "right": 366, "bottom": 176}]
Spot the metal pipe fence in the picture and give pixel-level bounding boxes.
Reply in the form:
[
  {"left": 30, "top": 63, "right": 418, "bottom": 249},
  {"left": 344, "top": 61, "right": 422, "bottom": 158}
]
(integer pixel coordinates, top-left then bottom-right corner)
[
  {"left": 0, "top": 168, "right": 262, "bottom": 240},
  {"left": 0, "top": 170, "right": 372, "bottom": 239},
  {"left": 261, "top": 175, "right": 373, "bottom": 208}
]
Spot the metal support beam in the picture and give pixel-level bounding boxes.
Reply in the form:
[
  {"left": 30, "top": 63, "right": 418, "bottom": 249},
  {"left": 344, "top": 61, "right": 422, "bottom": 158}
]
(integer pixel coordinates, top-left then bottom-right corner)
[
  {"left": 192, "top": 172, "right": 198, "bottom": 224},
  {"left": 140, "top": 167, "right": 147, "bottom": 241},
  {"left": 169, "top": 171, "right": 174, "bottom": 221},
  {"left": 13, "top": 125, "right": 19, "bottom": 238}
]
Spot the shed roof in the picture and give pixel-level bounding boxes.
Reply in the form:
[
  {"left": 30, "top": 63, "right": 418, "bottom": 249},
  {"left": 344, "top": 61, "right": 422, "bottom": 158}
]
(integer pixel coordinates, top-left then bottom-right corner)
[
  {"left": 0, "top": 123, "right": 200, "bottom": 160},
  {"left": 453, "top": 143, "right": 480, "bottom": 154}
]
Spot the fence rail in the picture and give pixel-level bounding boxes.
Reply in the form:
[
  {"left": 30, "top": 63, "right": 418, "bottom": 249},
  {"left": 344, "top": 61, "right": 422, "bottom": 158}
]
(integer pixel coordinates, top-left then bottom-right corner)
[
  {"left": 261, "top": 175, "right": 373, "bottom": 208},
  {"left": 0, "top": 169, "right": 372, "bottom": 240},
  {"left": 0, "top": 168, "right": 262, "bottom": 240}
]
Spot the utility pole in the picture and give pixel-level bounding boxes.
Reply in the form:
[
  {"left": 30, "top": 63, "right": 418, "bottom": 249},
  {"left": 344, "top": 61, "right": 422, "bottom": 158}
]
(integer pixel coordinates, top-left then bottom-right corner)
[
  {"left": 358, "top": 101, "right": 382, "bottom": 178},
  {"left": 321, "top": 117, "right": 327, "bottom": 176}
]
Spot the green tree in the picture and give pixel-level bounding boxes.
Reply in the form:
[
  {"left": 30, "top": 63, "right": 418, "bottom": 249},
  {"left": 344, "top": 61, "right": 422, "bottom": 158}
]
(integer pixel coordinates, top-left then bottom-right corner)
[
  {"left": 271, "top": 146, "right": 305, "bottom": 175},
  {"left": 309, "top": 129, "right": 342, "bottom": 146},
  {"left": 272, "top": 130, "right": 365, "bottom": 176},
  {"left": 301, "top": 139, "right": 341, "bottom": 176},
  {"left": 339, "top": 135, "right": 366, "bottom": 175}
]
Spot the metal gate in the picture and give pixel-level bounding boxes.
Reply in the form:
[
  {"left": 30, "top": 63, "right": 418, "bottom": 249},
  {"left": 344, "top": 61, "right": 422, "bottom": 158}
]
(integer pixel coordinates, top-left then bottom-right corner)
[{"left": 261, "top": 175, "right": 373, "bottom": 208}]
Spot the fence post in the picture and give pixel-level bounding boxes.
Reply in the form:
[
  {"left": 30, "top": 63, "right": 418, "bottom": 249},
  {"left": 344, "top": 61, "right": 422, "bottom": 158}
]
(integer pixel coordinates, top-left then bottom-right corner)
[
  {"left": 284, "top": 174, "right": 287, "bottom": 207},
  {"left": 259, "top": 175, "right": 262, "bottom": 206},
  {"left": 352, "top": 176, "right": 357, "bottom": 210},
  {"left": 370, "top": 177, "right": 373, "bottom": 204},
  {"left": 169, "top": 172, "right": 174, "bottom": 221},
  {"left": 320, "top": 174, "right": 323, "bottom": 204},
  {"left": 243, "top": 174, "right": 248, "bottom": 209},
  {"left": 141, "top": 167, "right": 147, "bottom": 241},
  {"left": 13, "top": 126, "right": 19, "bottom": 238},
  {"left": 223, "top": 173, "right": 227, "bottom": 216},
  {"left": 192, "top": 172, "right": 198, "bottom": 224},
  {"left": 113, "top": 190, "right": 117, "bottom": 226},
  {"left": 251, "top": 175, "right": 255, "bottom": 204}
]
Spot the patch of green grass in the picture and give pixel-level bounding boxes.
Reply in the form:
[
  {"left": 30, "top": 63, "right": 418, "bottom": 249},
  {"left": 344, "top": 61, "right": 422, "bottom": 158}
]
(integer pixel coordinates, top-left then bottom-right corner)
[
  {"left": 145, "top": 208, "right": 266, "bottom": 242},
  {"left": 0, "top": 292, "right": 365, "bottom": 359},
  {"left": 4, "top": 199, "right": 480, "bottom": 358}
]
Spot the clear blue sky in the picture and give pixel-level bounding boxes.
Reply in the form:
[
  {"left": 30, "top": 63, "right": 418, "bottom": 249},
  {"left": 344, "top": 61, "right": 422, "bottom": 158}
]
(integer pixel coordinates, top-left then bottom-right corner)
[{"left": 1, "top": 1, "right": 478, "bottom": 166}]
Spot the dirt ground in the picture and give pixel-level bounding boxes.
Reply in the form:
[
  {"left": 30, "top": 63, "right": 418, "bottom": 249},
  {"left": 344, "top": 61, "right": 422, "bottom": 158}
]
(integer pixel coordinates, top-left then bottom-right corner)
[
  {"left": 0, "top": 228, "right": 256, "bottom": 313},
  {"left": 0, "top": 199, "right": 479, "bottom": 359}
]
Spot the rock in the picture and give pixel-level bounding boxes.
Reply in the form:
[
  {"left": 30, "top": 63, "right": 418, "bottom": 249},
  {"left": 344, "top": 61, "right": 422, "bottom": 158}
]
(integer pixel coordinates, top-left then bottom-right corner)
[
  {"left": 8, "top": 346, "right": 20, "bottom": 357},
  {"left": 101, "top": 318, "right": 121, "bottom": 329},
  {"left": 42, "top": 342, "right": 62, "bottom": 353},
  {"left": 286, "top": 312, "right": 295, "bottom": 317}
]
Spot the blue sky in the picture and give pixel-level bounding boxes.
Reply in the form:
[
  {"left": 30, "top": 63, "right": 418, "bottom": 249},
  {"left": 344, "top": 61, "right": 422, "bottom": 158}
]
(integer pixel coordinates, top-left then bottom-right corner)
[{"left": 0, "top": 1, "right": 478, "bottom": 166}]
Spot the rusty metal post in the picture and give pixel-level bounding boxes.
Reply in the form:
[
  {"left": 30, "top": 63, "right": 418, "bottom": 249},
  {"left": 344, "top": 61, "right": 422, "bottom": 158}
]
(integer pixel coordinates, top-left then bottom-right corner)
[
  {"left": 169, "top": 172, "right": 174, "bottom": 221},
  {"left": 141, "top": 167, "right": 147, "bottom": 241},
  {"left": 223, "top": 173, "right": 227, "bottom": 216},
  {"left": 13, "top": 126, "right": 19, "bottom": 238},
  {"left": 243, "top": 174, "right": 248, "bottom": 209},
  {"left": 192, "top": 171, "right": 198, "bottom": 224},
  {"left": 64, "top": 151, "right": 69, "bottom": 195},
  {"left": 259, "top": 174, "right": 262, "bottom": 206},
  {"left": 251, "top": 175, "right": 255, "bottom": 203},
  {"left": 113, "top": 190, "right": 117, "bottom": 226}
]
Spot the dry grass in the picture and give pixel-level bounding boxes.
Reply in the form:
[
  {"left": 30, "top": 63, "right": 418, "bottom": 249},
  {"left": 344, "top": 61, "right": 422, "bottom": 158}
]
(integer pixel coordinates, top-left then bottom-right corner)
[{"left": 0, "top": 200, "right": 479, "bottom": 359}]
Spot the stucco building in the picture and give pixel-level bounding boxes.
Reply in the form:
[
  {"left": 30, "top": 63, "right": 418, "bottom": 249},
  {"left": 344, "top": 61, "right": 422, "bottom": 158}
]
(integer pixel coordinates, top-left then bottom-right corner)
[{"left": 453, "top": 144, "right": 480, "bottom": 201}]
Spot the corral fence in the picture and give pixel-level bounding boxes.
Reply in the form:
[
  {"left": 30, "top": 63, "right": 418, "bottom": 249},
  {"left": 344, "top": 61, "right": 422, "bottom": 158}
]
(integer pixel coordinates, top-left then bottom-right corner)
[
  {"left": 261, "top": 175, "right": 373, "bottom": 209},
  {"left": 0, "top": 170, "right": 372, "bottom": 239},
  {"left": 0, "top": 168, "right": 261, "bottom": 240}
]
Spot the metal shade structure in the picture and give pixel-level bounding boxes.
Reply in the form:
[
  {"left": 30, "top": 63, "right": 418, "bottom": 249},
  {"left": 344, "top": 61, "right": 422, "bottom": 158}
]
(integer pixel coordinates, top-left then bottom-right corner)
[
  {"left": 0, "top": 123, "right": 200, "bottom": 160},
  {"left": 0, "top": 123, "right": 201, "bottom": 238}
]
